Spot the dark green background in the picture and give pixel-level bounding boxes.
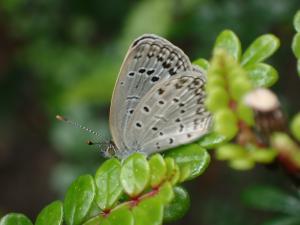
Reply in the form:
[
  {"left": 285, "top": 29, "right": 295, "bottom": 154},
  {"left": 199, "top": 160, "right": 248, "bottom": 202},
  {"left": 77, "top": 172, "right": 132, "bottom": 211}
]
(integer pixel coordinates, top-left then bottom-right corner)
[{"left": 1, "top": 0, "right": 300, "bottom": 224}]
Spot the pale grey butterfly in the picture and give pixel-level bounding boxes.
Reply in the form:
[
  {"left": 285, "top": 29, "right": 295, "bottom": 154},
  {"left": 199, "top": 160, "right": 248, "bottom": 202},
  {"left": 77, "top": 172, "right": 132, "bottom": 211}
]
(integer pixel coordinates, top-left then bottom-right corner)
[
  {"left": 57, "top": 34, "right": 211, "bottom": 158},
  {"left": 108, "top": 34, "right": 211, "bottom": 158}
]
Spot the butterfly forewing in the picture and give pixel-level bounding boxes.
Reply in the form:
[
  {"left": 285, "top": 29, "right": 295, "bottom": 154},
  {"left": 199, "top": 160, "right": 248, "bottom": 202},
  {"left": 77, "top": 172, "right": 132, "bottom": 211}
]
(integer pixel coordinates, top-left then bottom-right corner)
[
  {"left": 110, "top": 34, "right": 193, "bottom": 152},
  {"left": 124, "top": 71, "right": 211, "bottom": 155}
]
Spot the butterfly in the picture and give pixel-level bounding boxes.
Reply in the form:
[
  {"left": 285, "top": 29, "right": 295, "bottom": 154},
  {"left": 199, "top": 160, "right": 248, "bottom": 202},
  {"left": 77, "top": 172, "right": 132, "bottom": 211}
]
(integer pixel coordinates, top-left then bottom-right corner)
[{"left": 107, "top": 34, "right": 211, "bottom": 158}]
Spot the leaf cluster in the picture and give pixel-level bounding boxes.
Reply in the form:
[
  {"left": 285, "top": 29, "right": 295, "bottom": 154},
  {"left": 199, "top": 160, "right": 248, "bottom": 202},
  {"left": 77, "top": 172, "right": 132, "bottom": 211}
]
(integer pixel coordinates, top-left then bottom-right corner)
[
  {"left": 0, "top": 146, "right": 210, "bottom": 225},
  {"left": 198, "top": 30, "right": 279, "bottom": 170}
]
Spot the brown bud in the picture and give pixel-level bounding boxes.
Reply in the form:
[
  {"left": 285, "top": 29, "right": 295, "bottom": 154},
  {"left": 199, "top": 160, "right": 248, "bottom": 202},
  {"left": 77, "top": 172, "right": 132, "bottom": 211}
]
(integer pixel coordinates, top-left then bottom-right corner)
[{"left": 244, "top": 88, "right": 286, "bottom": 144}]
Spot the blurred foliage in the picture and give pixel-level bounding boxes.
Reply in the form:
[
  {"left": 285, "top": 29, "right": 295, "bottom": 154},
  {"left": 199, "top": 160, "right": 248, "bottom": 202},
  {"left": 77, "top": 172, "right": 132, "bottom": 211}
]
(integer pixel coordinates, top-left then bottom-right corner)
[{"left": 243, "top": 185, "right": 300, "bottom": 225}]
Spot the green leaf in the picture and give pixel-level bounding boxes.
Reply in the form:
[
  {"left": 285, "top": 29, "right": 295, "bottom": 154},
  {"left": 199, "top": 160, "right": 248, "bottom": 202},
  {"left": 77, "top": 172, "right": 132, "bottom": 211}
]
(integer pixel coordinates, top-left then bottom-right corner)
[
  {"left": 132, "top": 197, "right": 164, "bottom": 225},
  {"left": 163, "top": 186, "right": 190, "bottom": 223},
  {"left": 229, "top": 76, "right": 252, "bottom": 101},
  {"left": 213, "top": 30, "right": 242, "bottom": 61},
  {"left": 149, "top": 154, "right": 167, "bottom": 187},
  {"left": 263, "top": 216, "right": 300, "bottom": 225},
  {"left": 243, "top": 185, "right": 300, "bottom": 215},
  {"left": 0, "top": 214, "right": 32, "bottom": 225},
  {"left": 229, "top": 158, "right": 255, "bottom": 170},
  {"left": 198, "top": 132, "right": 227, "bottom": 149},
  {"left": 164, "top": 158, "right": 180, "bottom": 185},
  {"left": 236, "top": 102, "right": 254, "bottom": 126},
  {"left": 292, "top": 33, "right": 300, "bottom": 58},
  {"left": 216, "top": 144, "right": 246, "bottom": 160},
  {"left": 170, "top": 164, "right": 181, "bottom": 185},
  {"left": 205, "top": 87, "right": 229, "bottom": 112},
  {"left": 83, "top": 205, "right": 134, "bottom": 225},
  {"left": 193, "top": 58, "right": 210, "bottom": 72},
  {"left": 64, "top": 175, "right": 96, "bottom": 225},
  {"left": 95, "top": 158, "right": 122, "bottom": 210},
  {"left": 82, "top": 215, "right": 104, "bottom": 225},
  {"left": 249, "top": 148, "right": 278, "bottom": 163},
  {"left": 241, "top": 34, "right": 280, "bottom": 67},
  {"left": 120, "top": 153, "right": 150, "bottom": 197},
  {"left": 245, "top": 63, "right": 279, "bottom": 87},
  {"left": 155, "top": 182, "right": 174, "bottom": 204},
  {"left": 165, "top": 144, "right": 210, "bottom": 182},
  {"left": 294, "top": 10, "right": 300, "bottom": 32},
  {"left": 104, "top": 205, "right": 133, "bottom": 225},
  {"left": 291, "top": 113, "right": 300, "bottom": 141},
  {"left": 205, "top": 75, "right": 225, "bottom": 92},
  {"left": 214, "top": 108, "right": 238, "bottom": 140},
  {"left": 35, "top": 201, "right": 63, "bottom": 225}
]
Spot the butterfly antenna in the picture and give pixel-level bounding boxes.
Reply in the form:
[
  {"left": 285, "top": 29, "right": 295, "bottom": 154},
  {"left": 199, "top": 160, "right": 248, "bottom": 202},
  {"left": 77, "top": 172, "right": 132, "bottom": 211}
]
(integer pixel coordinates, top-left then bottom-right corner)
[{"left": 56, "top": 114, "right": 104, "bottom": 140}]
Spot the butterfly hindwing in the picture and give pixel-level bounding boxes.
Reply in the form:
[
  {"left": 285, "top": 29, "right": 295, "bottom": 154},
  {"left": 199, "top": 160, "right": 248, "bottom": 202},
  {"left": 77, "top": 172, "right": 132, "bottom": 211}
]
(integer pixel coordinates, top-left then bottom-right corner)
[
  {"left": 110, "top": 34, "right": 193, "bottom": 151},
  {"left": 124, "top": 71, "right": 211, "bottom": 155}
]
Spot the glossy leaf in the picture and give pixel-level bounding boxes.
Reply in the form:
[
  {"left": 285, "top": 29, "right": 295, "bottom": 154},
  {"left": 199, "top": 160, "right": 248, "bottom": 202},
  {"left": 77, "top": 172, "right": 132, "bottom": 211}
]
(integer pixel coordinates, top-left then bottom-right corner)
[
  {"left": 164, "top": 157, "right": 180, "bottom": 185},
  {"left": 95, "top": 158, "right": 122, "bottom": 210},
  {"left": 83, "top": 205, "right": 133, "bottom": 225},
  {"left": 82, "top": 215, "right": 104, "bottom": 225},
  {"left": 120, "top": 153, "right": 150, "bottom": 197},
  {"left": 35, "top": 201, "right": 63, "bottom": 225},
  {"left": 243, "top": 185, "right": 300, "bottom": 215},
  {"left": 193, "top": 58, "right": 210, "bottom": 72},
  {"left": 149, "top": 154, "right": 167, "bottom": 187},
  {"left": 165, "top": 144, "right": 210, "bottom": 181},
  {"left": 214, "top": 29, "right": 241, "bottom": 61},
  {"left": 64, "top": 175, "right": 96, "bottom": 225},
  {"left": 291, "top": 113, "right": 300, "bottom": 141},
  {"left": 163, "top": 186, "right": 190, "bottom": 223},
  {"left": 292, "top": 33, "right": 300, "bottom": 58},
  {"left": 0, "top": 214, "right": 32, "bottom": 225},
  {"left": 155, "top": 182, "right": 174, "bottom": 204},
  {"left": 132, "top": 197, "right": 163, "bottom": 225},
  {"left": 103, "top": 205, "right": 134, "bottom": 225},
  {"left": 241, "top": 34, "right": 280, "bottom": 67},
  {"left": 198, "top": 132, "right": 227, "bottom": 149},
  {"left": 170, "top": 164, "right": 181, "bottom": 185},
  {"left": 245, "top": 63, "right": 279, "bottom": 87},
  {"left": 294, "top": 10, "right": 300, "bottom": 32}
]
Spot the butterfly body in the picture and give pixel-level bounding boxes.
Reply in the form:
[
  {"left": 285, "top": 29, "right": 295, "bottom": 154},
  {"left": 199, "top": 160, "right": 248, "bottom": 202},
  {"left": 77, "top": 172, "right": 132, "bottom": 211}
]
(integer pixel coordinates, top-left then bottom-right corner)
[{"left": 109, "top": 34, "right": 211, "bottom": 158}]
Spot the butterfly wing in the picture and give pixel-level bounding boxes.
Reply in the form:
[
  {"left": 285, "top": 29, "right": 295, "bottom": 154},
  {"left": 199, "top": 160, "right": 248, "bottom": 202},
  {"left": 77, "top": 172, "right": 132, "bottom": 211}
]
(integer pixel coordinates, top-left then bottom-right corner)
[
  {"left": 110, "top": 34, "right": 193, "bottom": 151},
  {"left": 124, "top": 70, "right": 211, "bottom": 155}
]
